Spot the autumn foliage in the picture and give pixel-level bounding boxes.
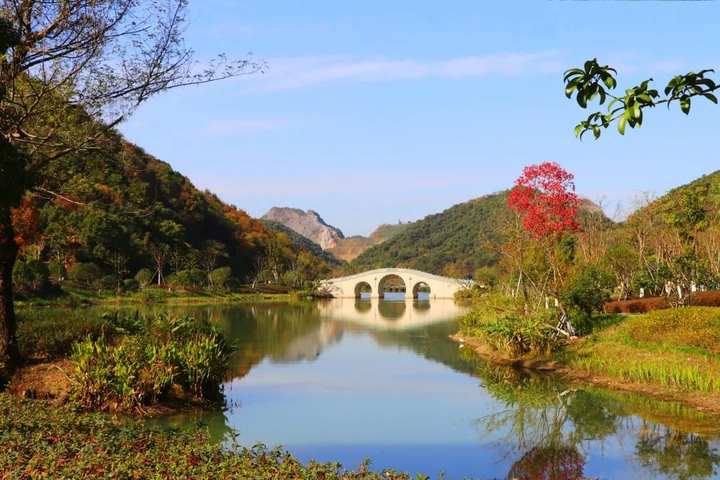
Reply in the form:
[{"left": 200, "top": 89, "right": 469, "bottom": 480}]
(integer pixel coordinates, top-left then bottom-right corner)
[{"left": 508, "top": 162, "right": 580, "bottom": 238}]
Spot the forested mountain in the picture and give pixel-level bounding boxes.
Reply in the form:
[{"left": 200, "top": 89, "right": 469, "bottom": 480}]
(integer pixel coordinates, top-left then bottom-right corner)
[
  {"left": 11, "top": 131, "right": 334, "bottom": 293},
  {"left": 350, "top": 192, "right": 610, "bottom": 277},
  {"left": 628, "top": 170, "right": 720, "bottom": 224},
  {"left": 351, "top": 193, "right": 512, "bottom": 276}
]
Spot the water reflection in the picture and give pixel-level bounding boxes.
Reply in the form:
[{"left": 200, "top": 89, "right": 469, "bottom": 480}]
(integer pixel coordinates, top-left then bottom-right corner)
[
  {"left": 316, "top": 298, "right": 468, "bottom": 330},
  {"left": 117, "top": 301, "right": 720, "bottom": 479}
]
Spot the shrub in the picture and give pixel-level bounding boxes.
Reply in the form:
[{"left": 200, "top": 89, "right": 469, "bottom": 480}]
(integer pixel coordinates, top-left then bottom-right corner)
[
  {"left": 68, "top": 262, "right": 103, "bottom": 288},
  {"left": 167, "top": 268, "right": 205, "bottom": 290},
  {"left": 563, "top": 265, "right": 614, "bottom": 335},
  {"left": 48, "top": 260, "right": 65, "bottom": 283},
  {"left": 479, "top": 313, "right": 561, "bottom": 357},
  {"left": 209, "top": 266, "right": 233, "bottom": 290},
  {"left": 122, "top": 278, "right": 139, "bottom": 292},
  {"left": 98, "top": 274, "right": 119, "bottom": 291},
  {"left": 473, "top": 266, "right": 499, "bottom": 288},
  {"left": 13, "top": 258, "right": 49, "bottom": 294},
  {"left": 70, "top": 314, "right": 231, "bottom": 411},
  {"left": 134, "top": 268, "right": 154, "bottom": 289}
]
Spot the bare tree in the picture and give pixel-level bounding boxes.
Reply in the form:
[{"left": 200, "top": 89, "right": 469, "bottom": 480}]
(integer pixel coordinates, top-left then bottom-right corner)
[{"left": 0, "top": 0, "right": 262, "bottom": 367}]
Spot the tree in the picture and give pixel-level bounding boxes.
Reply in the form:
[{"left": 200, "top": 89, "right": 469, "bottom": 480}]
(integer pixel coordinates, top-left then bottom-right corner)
[
  {"left": 0, "top": 1, "right": 261, "bottom": 366},
  {"left": 564, "top": 59, "right": 718, "bottom": 139},
  {"left": 508, "top": 162, "right": 580, "bottom": 239},
  {"left": 507, "top": 162, "right": 580, "bottom": 321}
]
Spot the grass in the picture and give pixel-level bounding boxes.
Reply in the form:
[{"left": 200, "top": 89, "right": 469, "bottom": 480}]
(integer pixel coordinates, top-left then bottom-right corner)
[
  {"left": 15, "top": 287, "right": 299, "bottom": 308},
  {"left": 0, "top": 393, "right": 425, "bottom": 479},
  {"left": 563, "top": 307, "right": 720, "bottom": 394}
]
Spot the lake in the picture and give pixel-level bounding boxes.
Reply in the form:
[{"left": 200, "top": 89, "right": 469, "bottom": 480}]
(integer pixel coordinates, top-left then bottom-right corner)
[{"left": 150, "top": 299, "right": 720, "bottom": 479}]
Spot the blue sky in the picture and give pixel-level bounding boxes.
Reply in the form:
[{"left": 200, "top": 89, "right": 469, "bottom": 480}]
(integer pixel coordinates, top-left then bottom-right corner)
[{"left": 120, "top": 1, "right": 720, "bottom": 236}]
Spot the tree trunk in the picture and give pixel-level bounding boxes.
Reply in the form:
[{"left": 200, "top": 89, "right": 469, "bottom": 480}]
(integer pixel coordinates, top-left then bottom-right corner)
[{"left": 0, "top": 205, "right": 19, "bottom": 369}]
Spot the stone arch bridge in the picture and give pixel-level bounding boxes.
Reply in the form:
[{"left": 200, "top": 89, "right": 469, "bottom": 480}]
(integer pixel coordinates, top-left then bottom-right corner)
[{"left": 318, "top": 268, "right": 471, "bottom": 299}]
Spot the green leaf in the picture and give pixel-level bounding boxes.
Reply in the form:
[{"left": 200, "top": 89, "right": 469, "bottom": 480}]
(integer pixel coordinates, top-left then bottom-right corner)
[
  {"left": 704, "top": 93, "right": 718, "bottom": 104},
  {"left": 680, "top": 96, "right": 691, "bottom": 114},
  {"left": 577, "top": 93, "right": 587, "bottom": 109},
  {"left": 617, "top": 115, "right": 627, "bottom": 135}
]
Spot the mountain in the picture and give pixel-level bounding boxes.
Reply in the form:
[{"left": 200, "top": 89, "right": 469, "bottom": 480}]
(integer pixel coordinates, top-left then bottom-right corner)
[
  {"left": 262, "top": 208, "right": 344, "bottom": 250},
  {"left": 328, "top": 223, "right": 412, "bottom": 261},
  {"left": 11, "top": 130, "right": 334, "bottom": 290},
  {"left": 351, "top": 192, "right": 511, "bottom": 276},
  {"left": 262, "top": 220, "right": 343, "bottom": 266},
  {"left": 350, "top": 192, "right": 610, "bottom": 277}
]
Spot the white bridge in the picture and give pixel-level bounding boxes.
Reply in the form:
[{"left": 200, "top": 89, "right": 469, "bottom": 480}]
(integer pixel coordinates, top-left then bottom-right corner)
[{"left": 318, "top": 268, "right": 471, "bottom": 299}]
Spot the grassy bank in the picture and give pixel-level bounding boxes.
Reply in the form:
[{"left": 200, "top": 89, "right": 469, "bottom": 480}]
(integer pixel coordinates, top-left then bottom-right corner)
[
  {"left": 15, "top": 286, "right": 301, "bottom": 308},
  {"left": 0, "top": 393, "right": 420, "bottom": 479},
  {"left": 458, "top": 306, "right": 720, "bottom": 413},
  {"left": 562, "top": 307, "right": 720, "bottom": 394}
]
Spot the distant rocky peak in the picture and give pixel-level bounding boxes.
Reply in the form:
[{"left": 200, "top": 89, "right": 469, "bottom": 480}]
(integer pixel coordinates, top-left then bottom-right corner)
[{"left": 262, "top": 207, "right": 344, "bottom": 250}]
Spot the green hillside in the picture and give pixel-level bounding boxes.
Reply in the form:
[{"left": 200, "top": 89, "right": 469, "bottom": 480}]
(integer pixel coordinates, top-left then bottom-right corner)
[
  {"left": 628, "top": 170, "right": 720, "bottom": 224},
  {"left": 351, "top": 192, "right": 512, "bottom": 276},
  {"left": 350, "top": 192, "right": 611, "bottom": 277},
  {"left": 11, "top": 131, "right": 333, "bottom": 294}
]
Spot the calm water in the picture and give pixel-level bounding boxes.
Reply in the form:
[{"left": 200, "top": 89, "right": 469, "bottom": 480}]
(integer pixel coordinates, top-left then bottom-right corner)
[{"left": 147, "top": 299, "right": 720, "bottom": 480}]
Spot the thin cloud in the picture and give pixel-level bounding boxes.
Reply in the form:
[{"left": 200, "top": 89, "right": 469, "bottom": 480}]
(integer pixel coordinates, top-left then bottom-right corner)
[
  {"left": 237, "top": 51, "right": 565, "bottom": 92},
  {"left": 198, "top": 118, "right": 285, "bottom": 136}
]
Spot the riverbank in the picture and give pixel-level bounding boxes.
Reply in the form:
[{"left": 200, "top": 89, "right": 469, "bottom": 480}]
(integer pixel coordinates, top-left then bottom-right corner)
[
  {"left": 454, "top": 306, "right": 720, "bottom": 416},
  {"left": 15, "top": 287, "right": 302, "bottom": 309},
  {"left": 0, "top": 393, "right": 417, "bottom": 479}
]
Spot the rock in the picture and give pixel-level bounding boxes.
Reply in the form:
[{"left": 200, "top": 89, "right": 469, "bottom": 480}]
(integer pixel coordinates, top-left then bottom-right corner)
[{"left": 262, "top": 207, "right": 344, "bottom": 250}]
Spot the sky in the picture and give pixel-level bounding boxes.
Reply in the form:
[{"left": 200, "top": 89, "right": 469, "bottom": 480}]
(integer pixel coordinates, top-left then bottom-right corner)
[{"left": 120, "top": 1, "right": 720, "bottom": 237}]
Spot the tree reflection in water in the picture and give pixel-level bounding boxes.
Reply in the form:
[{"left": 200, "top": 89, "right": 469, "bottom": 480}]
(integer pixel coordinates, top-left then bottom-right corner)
[
  {"left": 472, "top": 361, "right": 720, "bottom": 480},
  {"left": 636, "top": 426, "right": 720, "bottom": 480}
]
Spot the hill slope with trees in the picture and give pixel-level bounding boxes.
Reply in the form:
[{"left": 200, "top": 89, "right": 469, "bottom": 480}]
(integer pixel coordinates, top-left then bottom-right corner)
[
  {"left": 351, "top": 193, "right": 513, "bottom": 277},
  {"left": 11, "top": 131, "right": 334, "bottom": 295},
  {"left": 350, "top": 192, "right": 609, "bottom": 277}
]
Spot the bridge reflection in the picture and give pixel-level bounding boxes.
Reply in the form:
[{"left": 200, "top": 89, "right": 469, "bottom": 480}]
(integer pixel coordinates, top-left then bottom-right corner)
[{"left": 316, "top": 298, "right": 468, "bottom": 331}]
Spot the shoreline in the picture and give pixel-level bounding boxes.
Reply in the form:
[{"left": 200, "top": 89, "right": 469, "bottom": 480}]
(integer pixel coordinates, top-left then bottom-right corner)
[
  {"left": 15, "top": 291, "right": 303, "bottom": 309},
  {"left": 451, "top": 333, "right": 720, "bottom": 418}
]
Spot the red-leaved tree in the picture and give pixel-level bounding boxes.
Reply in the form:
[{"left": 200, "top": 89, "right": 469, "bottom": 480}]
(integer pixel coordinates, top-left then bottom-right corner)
[{"left": 508, "top": 162, "right": 580, "bottom": 238}]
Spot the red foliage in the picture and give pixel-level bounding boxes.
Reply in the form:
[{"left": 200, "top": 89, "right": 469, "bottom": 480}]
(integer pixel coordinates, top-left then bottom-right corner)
[
  {"left": 11, "top": 195, "right": 41, "bottom": 248},
  {"left": 508, "top": 162, "right": 580, "bottom": 239}
]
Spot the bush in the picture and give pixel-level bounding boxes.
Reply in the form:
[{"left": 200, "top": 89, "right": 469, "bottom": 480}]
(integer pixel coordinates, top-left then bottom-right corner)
[
  {"left": 68, "top": 262, "right": 103, "bottom": 289},
  {"left": 48, "top": 260, "right": 65, "bottom": 283},
  {"left": 563, "top": 265, "right": 614, "bottom": 335},
  {"left": 209, "top": 266, "right": 233, "bottom": 290},
  {"left": 13, "top": 258, "right": 49, "bottom": 294},
  {"left": 71, "top": 315, "right": 231, "bottom": 411},
  {"left": 460, "top": 292, "right": 563, "bottom": 357},
  {"left": 134, "top": 268, "right": 154, "bottom": 289},
  {"left": 98, "top": 274, "right": 119, "bottom": 291},
  {"left": 122, "top": 278, "right": 139, "bottom": 292},
  {"left": 167, "top": 268, "right": 205, "bottom": 291},
  {"left": 478, "top": 313, "right": 561, "bottom": 357}
]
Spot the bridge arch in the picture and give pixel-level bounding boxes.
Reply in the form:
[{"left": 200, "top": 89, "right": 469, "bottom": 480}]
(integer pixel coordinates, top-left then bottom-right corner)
[
  {"left": 378, "top": 274, "right": 406, "bottom": 299},
  {"left": 412, "top": 281, "right": 431, "bottom": 300},
  {"left": 354, "top": 281, "right": 372, "bottom": 299}
]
